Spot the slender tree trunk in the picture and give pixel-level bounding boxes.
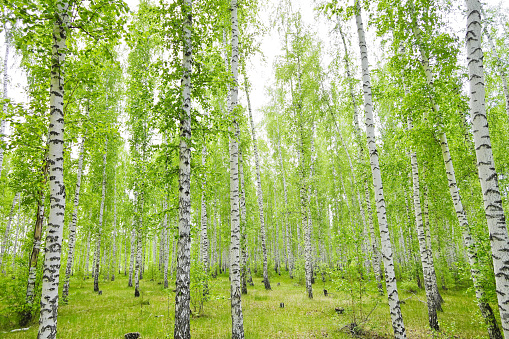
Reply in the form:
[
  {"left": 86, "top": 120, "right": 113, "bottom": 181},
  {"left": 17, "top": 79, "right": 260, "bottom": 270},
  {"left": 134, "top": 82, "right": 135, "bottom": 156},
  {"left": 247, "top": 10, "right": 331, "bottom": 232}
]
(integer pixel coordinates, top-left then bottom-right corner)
[
  {"left": 337, "top": 22, "right": 383, "bottom": 292},
  {"left": 0, "top": 27, "right": 10, "bottom": 177},
  {"left": 37, "top": 3, "right": 69, "bottom": 337},
  {"left": 239, "top": 151, "right": 248, "bottom": 294},
  {"left": 163, "top": 199, "right": 169, "bottom": 289},
  {"left": 201, "top": 145, "right": 209, "bottom": 293},
  {"left": 245, "top": 79, "right": 271, "bottom": 291},
  {"left": 134, "top": 191, "right": 144, "bottom": 297},
  {"left": 276, "top": 117, "right": 293, "bottom": 277},
  {"left": 228, "top": 1, "right": 245, "bottom": 337},
  {"left": 0, "top": 192, "right": 20, "bottom": 270},
  {"left": 24, "top": 189, "right": 46, "bottom": 325},
  {"left": 129, "top": 225, "right": 135, "bottom": 287},
  {"left": 174, "top": 0, "right": 193, "bottom": 336},
  {"left": 408, "top": 119, "right": 438, "bottom": 330},
  {"left": 439, "top": 133, "right": 503, "bottom": 338},
  {"left": 299, "top": 127, "right": 312, "bottom": 299},
  {"left": 62, "top": 126, "right": 87, "bottom": 301},
  {"left": 355, "top": 2, "right": 406, "bottom": 337},
  {"left": 465, "top": 2, "right": 509, "bottom": 337},
  {"left": 85, "top": 230, "right": 91, "bottom": 278},
  {"left": 111, "top": 183, "right": 117, "bottom": 281},
  {"left": 93, "top": 140, "right": 108, "bottom": 293},
  {"left": 11, "top": 207, "right": 22, "bottom": 271}
]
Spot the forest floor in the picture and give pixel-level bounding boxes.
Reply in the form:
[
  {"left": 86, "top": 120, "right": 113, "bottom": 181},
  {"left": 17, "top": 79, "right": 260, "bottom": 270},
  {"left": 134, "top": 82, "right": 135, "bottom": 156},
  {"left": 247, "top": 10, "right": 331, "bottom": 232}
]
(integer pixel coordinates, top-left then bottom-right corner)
[{"left": 0, "top": 270, "right": 494, "bottom": 338}]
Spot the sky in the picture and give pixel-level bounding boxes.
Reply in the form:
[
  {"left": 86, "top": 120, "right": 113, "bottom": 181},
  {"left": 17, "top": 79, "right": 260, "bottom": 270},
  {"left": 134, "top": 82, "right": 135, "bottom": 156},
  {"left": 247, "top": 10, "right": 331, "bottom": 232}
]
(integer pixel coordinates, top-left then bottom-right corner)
[{"left": 3, "top": 0, "right": 508, "bottom": 137}]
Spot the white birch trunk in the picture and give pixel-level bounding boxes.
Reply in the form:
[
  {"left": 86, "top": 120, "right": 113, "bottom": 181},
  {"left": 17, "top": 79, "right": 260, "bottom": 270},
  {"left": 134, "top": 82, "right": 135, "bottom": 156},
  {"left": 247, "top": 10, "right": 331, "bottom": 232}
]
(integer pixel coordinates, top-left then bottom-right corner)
[
  {"left": 201, "top": 146, "right": 209, "bottom": 276},
  {"left": 245, "top": 79, "right": 271, "bottom": 291},
  {"left": 239, "top": 150, "right": 248, "bottom": 294},
  {"left": 11, "top": 207, "right": 22, "bottom": 271},
  {"left": 135, "top": 191, "right": 144, "bottom": 297},
  {"left": 408, "top": 119, "right": 438, "bottom": 330},
  {"left": 112, "top": 183, "right": 117, "bottom": 281},
  {"left": 355, "top": 2, "right": 406, "bottom": 337},
  {"left": 85, "top": 230, "right": 91, "bottom": 278},
  {"left": 62, "top": 127, "right": 87, "bottom": 301},
  {"left": 440, "top": 132, "right": 503, "bottom": 338},
  {"left": 276, "top": 117, "right": 293, "bottom": 277},
  {"left": 229, "top": 1, "right": 245, "bottom": 337},
  {"left": 26, "top": 192, "right": 45, "bottom": 313},
  {"left": 465, "top": 2, "right": 509, "bottom": 337},
  {"left": 93, "top": 140, "right": 108, "bottom": 293},
  {"left": 174, "top": 0, "right": 193, "bottom": 336},
  {"left": 37, "top": 2, "right": 69, "bottom": 336},
  {"left": 0, "top": 192, "right": 20, "bottom": 269},
  {"left": 163, "top": 198, "right": 169, "bottom": 288}
]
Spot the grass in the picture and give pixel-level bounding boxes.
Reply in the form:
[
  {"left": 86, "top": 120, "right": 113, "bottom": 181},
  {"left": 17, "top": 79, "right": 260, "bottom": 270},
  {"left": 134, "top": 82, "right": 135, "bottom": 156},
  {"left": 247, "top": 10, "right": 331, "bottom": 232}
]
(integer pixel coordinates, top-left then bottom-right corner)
[{"left": 0, "top": 270, "right": 495, "bottom": 338}]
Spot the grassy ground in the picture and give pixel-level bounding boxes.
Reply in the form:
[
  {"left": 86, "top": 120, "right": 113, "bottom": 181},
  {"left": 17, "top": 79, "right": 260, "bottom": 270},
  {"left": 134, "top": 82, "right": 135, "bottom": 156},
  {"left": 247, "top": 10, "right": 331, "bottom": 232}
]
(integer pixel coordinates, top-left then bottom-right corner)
[{"left": 0, "top": 271, "right": 494, "bottom": 338}]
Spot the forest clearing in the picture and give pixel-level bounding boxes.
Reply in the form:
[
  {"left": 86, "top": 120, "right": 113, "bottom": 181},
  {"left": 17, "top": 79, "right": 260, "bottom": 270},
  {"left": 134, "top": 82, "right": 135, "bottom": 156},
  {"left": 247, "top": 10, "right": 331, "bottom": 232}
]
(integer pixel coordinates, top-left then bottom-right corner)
[{"left": 0, "top": 0, "right": 509, "bottom": 338}]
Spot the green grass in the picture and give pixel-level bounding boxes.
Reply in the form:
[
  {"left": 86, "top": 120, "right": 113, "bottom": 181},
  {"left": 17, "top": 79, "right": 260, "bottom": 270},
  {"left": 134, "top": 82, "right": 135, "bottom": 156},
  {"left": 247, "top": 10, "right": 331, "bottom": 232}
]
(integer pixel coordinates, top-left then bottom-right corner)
[{"left": 0, "top": 271, "right": 495, "bottom": 338}]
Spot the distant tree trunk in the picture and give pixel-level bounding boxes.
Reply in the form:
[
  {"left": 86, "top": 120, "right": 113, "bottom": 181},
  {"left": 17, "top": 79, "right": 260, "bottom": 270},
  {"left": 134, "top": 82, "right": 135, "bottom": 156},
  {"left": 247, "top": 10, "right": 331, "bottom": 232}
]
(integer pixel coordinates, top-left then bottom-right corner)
[
  {"left": 276, "top": 117, "right": 293, "bottom": 277},
  {"left": 0, "top": 192, "right": 20, "bottom": 270},
  {"left": 93, "top": 140, "right": 108, "bottom": 293},
  {"left": 0, "top": 26, "right": 10, "bottom": 177},
  {"left": 355, "top": 2, "right": 406, "bottom": 337},
  {"left": 25, "top": 189, "right": 46, "bottom": 316},
  {"left": 37, "top": 3, "right": 69, "bottom": 337},
  {"left": 62, "top": 126, "right": 87, "bottom": 302},
  {"left": 135, "top": 191, "right": 144, "bottom": 297},
  {"left": 228, "top": 1, "right": 245, "bottom": 337},
  {"left": 465, "top": 2, "right": 509, "bottom": 337},
  {"left": 239, "top": 150, "right": 248, "bottom": 294},
  {"left": 174, "top": 0, "right": 193, "bottom": 337},
  {"left": 112, "top": 183, "right": 117, "bottom": 281},
  {"left": 245, "top": 79, "right": 270, "bottom": 291},
  {"left": 299, "top": 127, "right": 312, "bottom": 299},
  {"left": 129, "top": 225, "right": 135, "bottom": 287},
  {"left": 408, "top": 118, "right": 438, "bottom": 330},
  {"left": 163, "top": 199, "right": 169, "bottom": 289},
  {"left": 85, "top": 230, "right": 91, "bottom": 278},
  {"left": 201, "top": 145, "right": 209, "bottom": 292},
  {"left": 11, "top": 206, "right": 22, "bottom": 271}
]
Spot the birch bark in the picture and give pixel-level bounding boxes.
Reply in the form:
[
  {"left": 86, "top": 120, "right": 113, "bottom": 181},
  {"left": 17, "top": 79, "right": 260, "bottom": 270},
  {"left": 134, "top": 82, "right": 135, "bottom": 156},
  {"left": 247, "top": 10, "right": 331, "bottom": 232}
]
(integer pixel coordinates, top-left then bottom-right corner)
[
  {"left": 465, "top": 2, "right": 509, "bottom": 336},
  {"left": 201, "top": 145, "right": 209, "bottom": 281},
  {"left": 355, "top": 2, "right": 406, "bottom": 337},
  {"left": 245, "top": 79, "right": 271, "bottom": 290},
  {"left": 37, "top": 2, "right": 69, "bottom": 336},
  {"left": 239, "top": 150, "right": 248, "bottom": 294},
  {"left": 163, "top": 198, "right": 169, "bottom": 289},
  {"left": 93, "top": 140, "right": 108, "bottom": 293},
  {"left": 112, "top": 183, "right": 117, "bottom": 281},
  {"left": 174, "top": 0, "right": 193, "bottom": 336},
  {"left": 62, "top": 124, "right": 87, "bottom": 301},
  {"left": 228, "top": 1, "right": 245, "bottom": 337},
  {"left": 408, "top": 118, "right": 438, "bottom": 330}
]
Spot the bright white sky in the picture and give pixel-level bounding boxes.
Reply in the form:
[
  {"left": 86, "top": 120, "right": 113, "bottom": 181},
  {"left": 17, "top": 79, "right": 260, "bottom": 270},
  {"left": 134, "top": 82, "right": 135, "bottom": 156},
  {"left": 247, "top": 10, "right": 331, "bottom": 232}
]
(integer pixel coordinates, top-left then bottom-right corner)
[{"left": 4, "top": 0, "right": 508, "bottom": 133}]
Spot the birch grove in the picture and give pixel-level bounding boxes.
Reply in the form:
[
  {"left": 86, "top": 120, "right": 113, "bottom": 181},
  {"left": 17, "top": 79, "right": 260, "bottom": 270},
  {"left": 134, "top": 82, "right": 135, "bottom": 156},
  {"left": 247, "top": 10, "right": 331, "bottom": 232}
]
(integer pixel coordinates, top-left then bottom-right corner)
[{"left": 0, "top": 0, "right": 508, "bottom": 338}]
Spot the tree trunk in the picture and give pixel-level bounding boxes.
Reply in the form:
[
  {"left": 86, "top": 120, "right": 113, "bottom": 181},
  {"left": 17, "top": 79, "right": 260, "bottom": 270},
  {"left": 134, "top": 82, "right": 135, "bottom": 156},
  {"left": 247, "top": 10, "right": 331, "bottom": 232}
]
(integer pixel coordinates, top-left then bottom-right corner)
[
  {"left": 228, "top": 1, "right": 245, "bottom": 337},
  {"left": 37, "top": 3, "right": 69, "bottom": 337},
  {"left": 0, "top": 192, "right": 20, "bottom": 270},
  {"left": 93, "top": 140, "right": 108, "bottom": 293},
  {"left": 128, "top": 226, "right": 135, "bottom": 287},
  {"left": 174, "top": 0, "right": 193, "bottom": 337},
  {"left": 11, "top": 205, "right": 22, "bottom": 271},
  {"left": 439, "top": 132, "right": 503, "bottom": 339},
  {"left": 201, "top": 145, "right": 209, "bottom": 292},
  {"left": 25, "top": 189, "right": 46, "bottom": 317},
  {"left": 245, "top": 79, "right": 271, "bottom": 291},
  {"left": 276, "top": 117, "right": 293, "bottom": 277},
  {"left": 62, "top": 125, "right": 87, "bottom": 302},
  {"left": 239, "top": 150, "right": 248, "bottom": 294},
  {"left": 135, "top": 191, "right": 144, "bottom": 297},
  {"left": 408, "top": 119, "right": 439, "bottom": 330},
  {"left": 163, "top": 198, "right": 169, "bottom": 289},
  {"left": 465, "top": 2, "right": 509, "bottom": 337},
  {"left": 355, "top": 2, "right": 406, "bottom": 337}
]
